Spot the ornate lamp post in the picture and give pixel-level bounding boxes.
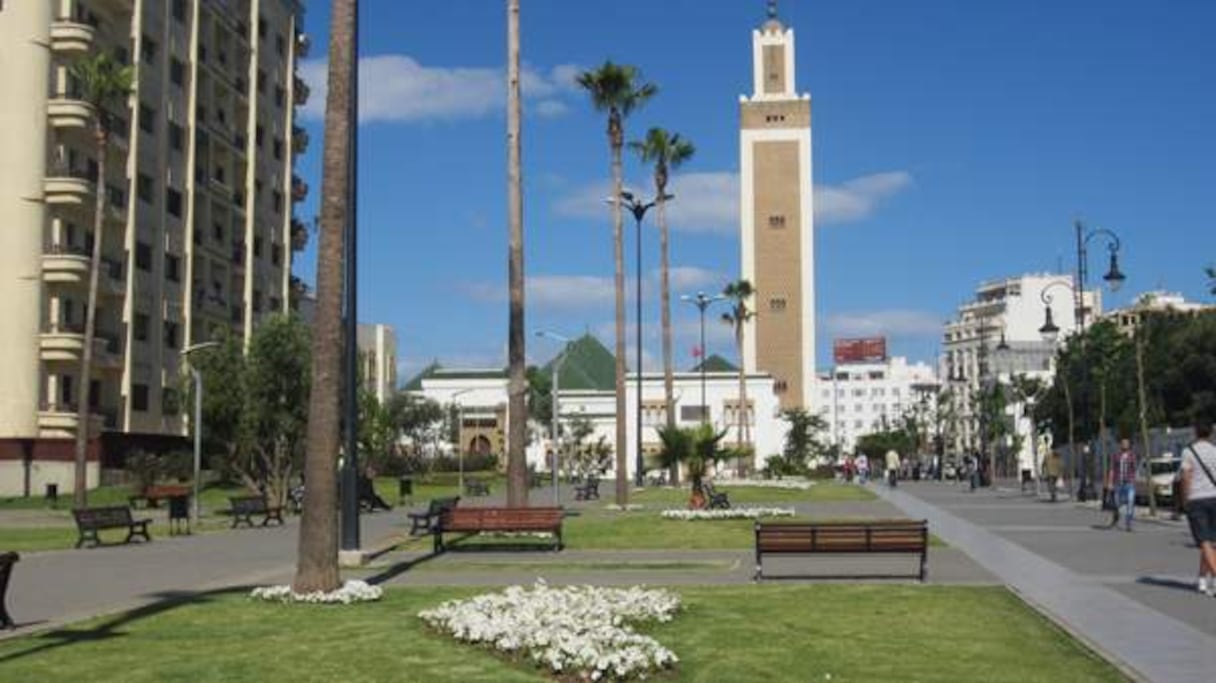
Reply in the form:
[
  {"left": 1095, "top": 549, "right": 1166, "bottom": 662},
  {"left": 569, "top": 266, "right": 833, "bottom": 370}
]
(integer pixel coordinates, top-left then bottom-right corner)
[{"left": 680, "top": 291, "right": 726, "bottom": 425}]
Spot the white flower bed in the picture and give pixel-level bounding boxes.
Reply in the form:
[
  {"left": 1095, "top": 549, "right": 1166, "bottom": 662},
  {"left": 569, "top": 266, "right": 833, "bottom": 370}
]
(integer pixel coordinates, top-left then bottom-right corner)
[
  {"left": 661, "top": 507, "right": 796, "bottom": 521},
  {"left": 419, "top": 581, "right": 680, "bottom": 680},
  {"left": 477, "top": 530, "right": 554, "bottom": 539},
  {"left": 713, "top": 478, "right": 813, "bottom": 490},
  {"left": 604, "top": 503, "right": 646, "bottom": 511},
  {"left": 250, "top": 579, "right": 382, "bottom": 604}
]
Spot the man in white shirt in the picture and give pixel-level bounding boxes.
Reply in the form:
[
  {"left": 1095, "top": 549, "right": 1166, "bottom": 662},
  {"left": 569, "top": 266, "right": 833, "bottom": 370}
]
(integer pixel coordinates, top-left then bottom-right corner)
[{"left": 1181, "top": 418, "right": 1216, "bottom": 596}]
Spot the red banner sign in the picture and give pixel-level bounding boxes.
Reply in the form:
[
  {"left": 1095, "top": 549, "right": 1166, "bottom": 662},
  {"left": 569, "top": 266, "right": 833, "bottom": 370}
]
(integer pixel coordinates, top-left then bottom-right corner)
[{"left": 833, "top": 337, "right": 887, "bottom": 364}]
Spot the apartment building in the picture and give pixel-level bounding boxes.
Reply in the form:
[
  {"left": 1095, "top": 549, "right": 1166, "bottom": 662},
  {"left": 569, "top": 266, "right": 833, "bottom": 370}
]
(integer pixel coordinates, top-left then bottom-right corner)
[
  {"left": 357, "top": 323, "right": 398, "bottom": 404},
  {"left": 0, "top": 0, "right": 309, "bottom": 495},
  {"left": 814, "top": 356, "right": 940, "bottom": 454}
]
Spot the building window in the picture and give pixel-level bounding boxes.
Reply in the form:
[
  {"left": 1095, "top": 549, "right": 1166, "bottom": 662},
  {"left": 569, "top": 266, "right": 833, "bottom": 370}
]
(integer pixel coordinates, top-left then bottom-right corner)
[
  {"left": 169, "top": 122, "right": 184, "bottom": 152},
  {"left": 137, "top": 173, "right": 153, "bottom": 203},
  {"left": 271, "top": 243, "right": 283, "bottom": 267},
  {"left": 131, "top": 384, "right": 150, "bottom": 412},
  {"left": 272, "top": 190, "right": 283, "bottom": 215},
  {"left": 257, "top": 69, "right": 267, "bottom": 94},
  {"left": 255, "top": 124, "right": 264, "bottom": 148},
  {"left": 258, "top": 16, "right": 268, "bottom": 39},
  {"left": 172, "top": 0, "right": 186, "bottom": 22},
  {"left": 273, "top": 137, "right": 283, "bottom": 160},
  {"left": 133, "top": 312, "right": 149, "bottom": 342},
  {"left": 135, "top": 241, "right": 152, "bottom": 271},
  {"left": 163, "top": 321, "right": 179, "bottom": 349},
  {"left": 170, "top": 58, "right": 185, "bottom": 87},
  {"left": 680, "top": 405, "right": 708, "bottom": 422},
  {"left": 275, "top": 85, "right": 285, "bottom": 108},
  {"left": 139, "top": 103, "right": 155, "bottom": 134},
  {"left": 276, "top": 33, "right": 286, "bottom": 56},
  {"left": 162, "top": 387, "right": 180, "bottom": 415},
  {"left": 166, "top": 188, "right": 182, "bottom": 217},
  {"left": 141, "top": 36, "right": 158, "bottom": 64},
  {"left": 774, "top": 379, "right": 788, "bottom": 393},
  {"left": 767, "top": 215, "right": 786, "bottom": 229},
  {"left": 166, "top": 253, "right": 181, "bottom": 282},
  {"left": 253, "top": 236, "right": 264, "bottom": 258},
  {"left": 769, "top": 298, "right": 786, "bottom": 312}
]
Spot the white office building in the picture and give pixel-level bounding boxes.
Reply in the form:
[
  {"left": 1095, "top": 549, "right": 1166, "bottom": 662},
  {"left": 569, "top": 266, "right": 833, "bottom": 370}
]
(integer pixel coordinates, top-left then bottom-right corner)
[{"left": 814, "top": 357, "right": 939, "bottom": 454}]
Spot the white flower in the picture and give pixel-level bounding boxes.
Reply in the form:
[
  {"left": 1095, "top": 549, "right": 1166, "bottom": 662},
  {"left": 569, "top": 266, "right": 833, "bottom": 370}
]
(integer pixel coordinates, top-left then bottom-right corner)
[
  {"left": 604, "top": 503, "right": 646, "bottom": 511},
  {"left": 250, "top": 579, "right": 382, "bottom": 604},
  {"left": 419, "top": 581, "right": 681, "bottom": 680},
  {"left": 660, "top": 507, "right": 796, "bottom": 521}
]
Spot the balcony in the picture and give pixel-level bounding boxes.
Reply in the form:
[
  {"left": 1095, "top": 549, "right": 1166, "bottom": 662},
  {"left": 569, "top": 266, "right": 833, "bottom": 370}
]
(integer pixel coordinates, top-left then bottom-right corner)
[
  {"left": 43, "top": 167, "right": 94, "bottom": 206},
  {"left": 41, "top": 244, "right": 91, "bottom": 286},
  {"left": 37, "top": 402, "right": 105, "bottom": 439},
  {"left": 47, "top": 98, "right": 94, "bottom": 130},
  {"left": 50, "top": 21, "right": 96, "bottom": 53},
  {"left": 296, "top": 33, "right": 311, "bottom": 58},
  {"left": 39, "top": 324, "right": 87, "bottom": 362},
  {"left": 291, "top": 175, "right": 308, "bottom": 203},
  {"left": 293, "top": 77, "right": 310, "bottom": 106},
  {"left": 292, "top": 125, "right": 309, "bottom": 155},
  {"left": 290, "top": 218, "right": 308, "bottom": 251}
]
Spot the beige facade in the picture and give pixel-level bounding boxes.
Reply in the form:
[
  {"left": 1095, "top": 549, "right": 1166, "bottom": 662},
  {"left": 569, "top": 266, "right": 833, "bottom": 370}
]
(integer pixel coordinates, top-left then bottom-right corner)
[
  {"left": 357, "top": 323, "right": 398, "bottom": 404},
  {"left": 0, "top": 0, "right": 307, "bottom": 495},
  {"left": 739, "top": 12, "right": 816, "bottom": 410}
]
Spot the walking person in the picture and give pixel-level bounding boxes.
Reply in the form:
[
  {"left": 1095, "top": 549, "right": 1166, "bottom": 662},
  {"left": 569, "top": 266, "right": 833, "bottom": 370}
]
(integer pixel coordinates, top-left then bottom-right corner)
[
  {"left": 1108, "top": 438, "right": 1138, "bottom": 532},
  {"left": 967, "top": 454, "right": 979, "bottom": 492},
  {"left": 1043, "top": 450, "right": 1063, "bottom": 503},
  {"left": 856, "top": 453, "right": 870, "bottom": 485},
  {"left": 885, "top": 449, "right": 901, "bottom": 488},
  {"left": 1180, "top": 418, "right": 1216, "bottom": 596}
]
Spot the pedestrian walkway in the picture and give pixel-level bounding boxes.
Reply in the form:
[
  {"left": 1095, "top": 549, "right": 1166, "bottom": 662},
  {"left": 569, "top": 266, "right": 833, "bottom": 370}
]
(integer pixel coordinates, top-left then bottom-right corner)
[{"left": 877, "top": 481, "right": 1216, "bottom": 683}]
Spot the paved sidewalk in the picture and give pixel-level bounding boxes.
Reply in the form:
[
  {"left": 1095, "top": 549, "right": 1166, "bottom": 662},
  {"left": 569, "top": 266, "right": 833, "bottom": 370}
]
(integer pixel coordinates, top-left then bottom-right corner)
[{"left": 876, "top": 481, "right": 1216, "bottom": 683}]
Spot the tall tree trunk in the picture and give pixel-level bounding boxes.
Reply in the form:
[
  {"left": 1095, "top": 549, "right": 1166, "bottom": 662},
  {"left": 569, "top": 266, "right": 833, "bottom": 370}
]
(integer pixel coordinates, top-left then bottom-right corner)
[
  {"left": 610, "top": 116, "right": 628, "bottom": 506},
  {"left": 1063, "top": 377, "right": 1076, "bottom": 488},
  {"left": 505, "top": 0, "right": 528, "bottom": 507},
  {"left": 73, "top": 127, "right": 108, "bottom": 508},
  {"left": 1136, "top": 331, "right": 1156, "bottom": 516},
  {"left": 293, "top": 0, "right": 355, "bottom": 594},
  {"left": 736, "top": 326, "right": 749, "bottom": 476},
  {"left": 657, "top": 190, "right": 677, "bottom": 486}
]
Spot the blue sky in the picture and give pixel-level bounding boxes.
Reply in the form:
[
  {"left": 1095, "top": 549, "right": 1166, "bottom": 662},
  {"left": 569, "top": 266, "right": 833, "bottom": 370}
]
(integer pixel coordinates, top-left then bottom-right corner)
[{"left": 291, "top": 0, "right": 1216, "bottom": 381}]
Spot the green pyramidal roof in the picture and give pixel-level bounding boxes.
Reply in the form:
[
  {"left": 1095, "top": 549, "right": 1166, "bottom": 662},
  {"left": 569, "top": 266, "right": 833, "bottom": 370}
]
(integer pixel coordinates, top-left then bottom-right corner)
[
  {"left": 689, "top": 354, "right": 738, "bottom": 373},
  {"left": 402, "top": 360, "right": 442, "bottom": 391},
  {"left": 543, "top": 334, "right": 616, "bottom": 391}
]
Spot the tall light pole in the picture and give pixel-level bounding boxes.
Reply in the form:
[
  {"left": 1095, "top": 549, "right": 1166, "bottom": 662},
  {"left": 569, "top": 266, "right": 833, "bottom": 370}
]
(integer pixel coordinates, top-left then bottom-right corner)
[
  {"left": 340, "top": 0, "right": 363, "bottom": 554},
  {"left": 181, "top": 340, "right": 220, "bottom": 527},
  {"left": 681, "top": 291, "right": 726, "bottom": 424},
  {"left": 537, "top": 331, "right": 573, "bottom": 505},
  {"left": 611, "top": 190, "right": 668, "bottom": 486}
]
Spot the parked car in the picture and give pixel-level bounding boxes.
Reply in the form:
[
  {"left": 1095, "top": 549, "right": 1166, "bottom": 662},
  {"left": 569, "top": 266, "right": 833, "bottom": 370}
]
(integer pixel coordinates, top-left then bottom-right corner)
[{"left": 1135, "top": 457, "right": 1180, "bottom": 505}]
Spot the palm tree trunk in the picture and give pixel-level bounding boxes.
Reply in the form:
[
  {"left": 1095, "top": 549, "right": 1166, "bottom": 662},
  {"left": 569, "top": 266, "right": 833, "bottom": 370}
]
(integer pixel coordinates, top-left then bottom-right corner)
[
  {"left": 736, "top": 326, "right": 750, "bottom": 476},
  {"left": 505, "top": 0, "right": 528, "bottom": 507},
  {"left": 1135, "top": 329, "right": 1155, "bottom": 516},
  {"left": 657, "top": 193, "right": 678, "bottom": 486},
  {"left": 610, "top": 118, "right": 628, "bottom": 507},
  {"left": 293, "top": 0, "right": 355, "bottom": 594},
  {"left": 73, "top": 127, "right": 107, "bottom": 508}
]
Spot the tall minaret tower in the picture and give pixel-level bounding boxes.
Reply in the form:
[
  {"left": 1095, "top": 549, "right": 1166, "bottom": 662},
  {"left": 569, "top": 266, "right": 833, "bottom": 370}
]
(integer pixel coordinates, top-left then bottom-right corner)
[{"left": 739, "top": 0, "right": 816, "bottom": 409}]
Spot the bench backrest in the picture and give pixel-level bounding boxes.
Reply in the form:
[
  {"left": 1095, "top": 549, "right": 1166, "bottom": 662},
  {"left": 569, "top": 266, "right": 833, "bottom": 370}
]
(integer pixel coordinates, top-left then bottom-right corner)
[
  {"left": 441, "top": 506, "right": 563, "bottom": 530},
  {"left": 756, "top": 520, "right": 927, "bottom": 552},
  {"left": 427, "top": 496, "right": 460, "bottom": 515},
  {"left": 73, "top": 506, "right": 134, "bottom": 528},
  {"left": 229, "top": 496, "right": 269, "bottom": 513}
]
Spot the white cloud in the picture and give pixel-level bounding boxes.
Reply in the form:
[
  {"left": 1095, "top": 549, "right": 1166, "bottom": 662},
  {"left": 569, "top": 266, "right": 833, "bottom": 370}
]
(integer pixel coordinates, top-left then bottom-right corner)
[
  {"left": 552, "top": 170, "right": 914, "bottom": 235},
  {"left": 298, "top": 55, "right": 582, "bottom": 123},
  {"left": 666, "top": 266, "right": 725, "bottom": 291},
  {"left": 822, "top": 309, "right": 944, "bottom": 338},
  {"left": 463, "top": 275, "right": 615, "bottom": 310}
]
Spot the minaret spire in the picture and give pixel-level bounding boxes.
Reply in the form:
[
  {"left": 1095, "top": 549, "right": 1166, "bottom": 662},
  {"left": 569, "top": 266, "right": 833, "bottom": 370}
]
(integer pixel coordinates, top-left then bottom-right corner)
[{"left": 767, "top": 0, "right": 778, "bottom": 20}]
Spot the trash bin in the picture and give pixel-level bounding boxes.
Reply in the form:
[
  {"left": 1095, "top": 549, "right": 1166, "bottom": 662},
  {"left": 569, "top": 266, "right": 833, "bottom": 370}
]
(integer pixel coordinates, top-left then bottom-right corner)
[
  {"left": 45, "top": 483, "right": 58, "bottom": 508},
  {"left": 168, "top": 494, "right": 190, "bottom": 535},
  {"left": 398, "top": 477, "right": 413, "bottom": 504}
]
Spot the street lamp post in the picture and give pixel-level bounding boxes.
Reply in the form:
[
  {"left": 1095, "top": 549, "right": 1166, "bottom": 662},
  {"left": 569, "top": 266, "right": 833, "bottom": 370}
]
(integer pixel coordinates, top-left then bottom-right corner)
[
  {"left": 537, "top": 331, "right": 573, "bottom": 505},
  {"left": 680, "top": 291, "right": 726, "bottom": 425},
  {"left": 613, "top": 191, "right": 670, "bottom": 487},
  {"left": 181, "top": 340, "right": 220, "bottom": 528}
]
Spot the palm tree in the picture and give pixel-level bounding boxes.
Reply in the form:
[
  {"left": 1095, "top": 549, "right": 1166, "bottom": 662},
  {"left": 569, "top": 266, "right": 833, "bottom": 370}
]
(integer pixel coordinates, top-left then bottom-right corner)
[
  {"left": 69, "top": 53, "right": 133, "bottom": 508},
  {"left": 629, "top": 128, "right": 694, "bottom": 484},
  {"left": 657, "top": 423, "right": 727, "bottom": 509},
  {"left": 721, "top": 279, "right": 755, "bottom": 476},
  {"left": 293, "top": 0, "right": 355, "bottom": 594},
  {"left": 504, "top": 0, "right": 528, "bottom": 507},
  {"left": 576, "top": 62, "right": 657, "bottom": 506}
]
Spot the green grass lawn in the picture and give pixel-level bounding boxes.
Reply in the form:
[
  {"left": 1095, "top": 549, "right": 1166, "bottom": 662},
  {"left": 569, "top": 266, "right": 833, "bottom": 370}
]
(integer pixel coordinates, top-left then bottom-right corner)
[
  {"left": 0, "top": 518, "right": 244, "bottom": 552},
  {"left": 0, "top": 585, "right": 1123, "bottom": 682}
]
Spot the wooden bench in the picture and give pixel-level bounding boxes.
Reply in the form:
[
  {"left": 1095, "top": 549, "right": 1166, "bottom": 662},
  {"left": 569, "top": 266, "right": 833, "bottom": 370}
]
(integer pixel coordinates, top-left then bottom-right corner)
[
  {"left": 754, "top": 520, "right": 928, "bottom": 581},
  {"left": 72, "top": 506, "right": 152, "bottom": 548},
  {"left": 573, "top": 476, "right": 600, "bottom": 501},
  {"left": 228, "top": 495, "right": 285, "bottom": 528},
  {"left": 435, "top": 506, "right": 564, "bottom": 553},
  {"left": 0, "top": 552, "right": 17, "bottom": 629},
  {"left": 407, "top": 496, "right": 460, "bottom": 536},
  {"left": 703, "top": 482, "right": 730, "bottom": 510},
  {"left": 128, "top": 484, "right": 190, "bottom": 509},
  {"left": 464, "top": 478, "right": 491, "bottom": 497}
]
